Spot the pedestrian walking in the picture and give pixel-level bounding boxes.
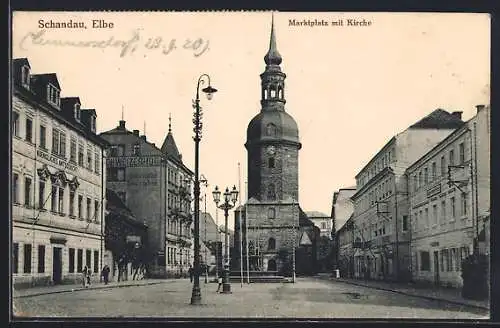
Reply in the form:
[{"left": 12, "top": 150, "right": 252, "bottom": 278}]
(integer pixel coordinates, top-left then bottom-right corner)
[
  {"left": 216, "top": 275, "right": 223, "bottom": 293},
  {"left": 188, "top": 264, "right": 194, "bottom": 283},
  {"left": 82, "top": 265, "right": 89, "bottom": 288},
  {"left": 86, "top": 267, "right": 92, "bottom": 287},
  {"left": 101, "top": 265, "right": 110, "bottom": 285}
]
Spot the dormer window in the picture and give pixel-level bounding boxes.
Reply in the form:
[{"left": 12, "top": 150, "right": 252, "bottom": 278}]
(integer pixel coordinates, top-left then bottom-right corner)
[
  {"left": 21, "top": 66, "right": 30, "bottom": 89},
  {"left": 90, "top": 116, "right": 96, "bottom": 133},
  {"left": 47, "top": 84, "right": 60, "bottom": 108},
  {"left": 74, "top": 103, "right": 81, "bottom": 122}
]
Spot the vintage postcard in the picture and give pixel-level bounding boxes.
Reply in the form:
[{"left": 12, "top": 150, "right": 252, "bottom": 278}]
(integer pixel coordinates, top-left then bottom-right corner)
[{"left": 10, "top": 11, "right": 490, "bottom": 320}]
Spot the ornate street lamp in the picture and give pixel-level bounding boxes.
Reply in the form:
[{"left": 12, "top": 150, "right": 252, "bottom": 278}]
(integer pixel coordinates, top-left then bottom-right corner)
[
  {"left": 190, "top": 74, "right": 217, "bottom": 305},
  {"left": 213, "top": 185, "right": 238, "bottom": 294}
]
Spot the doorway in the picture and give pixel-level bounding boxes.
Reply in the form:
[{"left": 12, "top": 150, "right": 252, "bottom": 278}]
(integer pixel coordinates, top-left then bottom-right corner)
[
  {"left": 268, "top": 259, "right": 277, "bottom": 271},
  {"left": 433, "top": 251, "right": 440, "bottom": 285},
  {"left": 53, "top": 247, "right": 62, "bottom": 285}
]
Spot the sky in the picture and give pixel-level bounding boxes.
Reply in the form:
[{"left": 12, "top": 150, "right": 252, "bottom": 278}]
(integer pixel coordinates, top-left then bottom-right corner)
[{"left": 12, "top": 11, "right": 490, "bottom": 230}]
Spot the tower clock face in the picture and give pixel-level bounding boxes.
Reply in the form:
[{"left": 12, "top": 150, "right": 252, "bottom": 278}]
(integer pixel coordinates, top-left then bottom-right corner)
[{"left": 266, "top": 145, "right": 276, "bottom": 155}]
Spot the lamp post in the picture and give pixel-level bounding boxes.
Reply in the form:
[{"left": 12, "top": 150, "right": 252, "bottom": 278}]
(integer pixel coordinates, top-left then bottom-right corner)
[
  {"left": 190, "top": 74, "right": 217, "bottom": 305},
  {"left": 213, "top": 185, "right": 238, "bottom": 294},
  {"left": 199, "top": 174, "right": 209, "bottom": 284}
]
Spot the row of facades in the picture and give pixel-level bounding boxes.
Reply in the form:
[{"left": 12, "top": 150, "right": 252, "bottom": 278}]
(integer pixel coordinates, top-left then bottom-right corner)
[
  {"left": 11, "top": 58, "right": 207, "bottom": 287},
  {"left": 333, "top": 105, "right": 490, "bottom": 288}
]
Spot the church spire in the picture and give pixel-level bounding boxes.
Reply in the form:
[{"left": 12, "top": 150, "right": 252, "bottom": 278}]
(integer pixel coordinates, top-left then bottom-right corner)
[{"left": 264, "top": 13, "right": 282, "bottom": 66}]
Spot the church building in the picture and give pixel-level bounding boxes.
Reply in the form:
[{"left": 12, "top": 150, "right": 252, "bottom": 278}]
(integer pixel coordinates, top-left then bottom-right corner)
[{"left": 233, "top": 18, "right": 319, "bottom": 276}]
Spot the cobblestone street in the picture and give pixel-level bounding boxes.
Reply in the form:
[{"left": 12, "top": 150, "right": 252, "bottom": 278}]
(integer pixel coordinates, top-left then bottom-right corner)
[{"left": 12, "top": 277, "right": 488, "bottom": 319}]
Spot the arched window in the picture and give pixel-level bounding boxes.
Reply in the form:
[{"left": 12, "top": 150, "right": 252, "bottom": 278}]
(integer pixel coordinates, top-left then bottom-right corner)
[
  {"left": 267, "top": 184, "right": 276, "bottom": 200},
  {"left": 266, "top": 123, "right": 277, "bottom": 136},
  {"left": 278, "top": 86, "right": 283, "bottom": 99},
  {"left": 268, "top": 157, "right": 275, "bottom": 168},
  {"left": 270, "top": 85, "right": 277, "bottom": 98},
  {"left": 268, "top": 208, "right": 275, "bottom": 219},
  {"left": 268, "top": 238, "right": 276, "bottom": 250}
]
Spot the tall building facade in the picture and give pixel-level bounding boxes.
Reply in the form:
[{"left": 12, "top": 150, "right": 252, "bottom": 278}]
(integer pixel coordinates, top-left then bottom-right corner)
[
  {"left": 12, "top": 58, "right": 108, "bottom": 287},
  {"left": 233, "top": 18, "right": 318, "bottom": 276},
  {"left": 100, "top": 119, "right": 193, "bottom": 278},
  {"left": 406, "top": 105, "right": 490, "bottom": 288},
  {"left": 350, "top": 109, "right": 464, "bottom": 282}
]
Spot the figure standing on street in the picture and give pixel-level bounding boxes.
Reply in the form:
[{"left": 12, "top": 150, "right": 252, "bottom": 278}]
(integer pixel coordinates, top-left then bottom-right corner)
[
  {"left": 188, "top": 264, "right": 194, "bottom": 283},
  {"left": 82, "top": 265, "right": 89, "bottom": 288},
  {"left": 86, "top": 267, "right": 92, "bottom": 287},
  {"left": 101, "top": 265, "right": 110, "bottom": 285},
  {"left": 216, "top": 275, "right": 223, "bottom": 293}
]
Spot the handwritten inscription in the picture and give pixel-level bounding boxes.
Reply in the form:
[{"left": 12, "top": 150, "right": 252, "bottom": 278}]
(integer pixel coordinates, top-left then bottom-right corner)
[{"left": 19, "top": 29, "right": 210, "bottom": 57}]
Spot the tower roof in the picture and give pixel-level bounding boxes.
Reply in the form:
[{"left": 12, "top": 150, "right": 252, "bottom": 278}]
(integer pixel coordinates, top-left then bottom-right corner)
[
  {"left": 160, "top": 114, "right": 182, "bottom": 161},
  {"left": 264, "top": 15, "right": 282, "bottom": 66}
]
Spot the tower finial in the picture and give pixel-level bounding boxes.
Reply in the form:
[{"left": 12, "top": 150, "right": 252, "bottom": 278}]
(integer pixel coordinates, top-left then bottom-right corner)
[
  {"left": 264, "top": 12, "right": 282, "bottom": 66},
  {"left": 121, "top": 105, "right": 124, "bottom": 120},
  {"left": 144, "top": 121, "right": 146, "bottom": 135},
  {"left": 168, "top": 113, "right": 172, "bottom": 133}
]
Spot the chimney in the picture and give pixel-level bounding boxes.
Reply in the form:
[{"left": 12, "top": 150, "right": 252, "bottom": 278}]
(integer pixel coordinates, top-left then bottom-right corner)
[
  {"left": 133, "top": 129, "right": 139, "bottom": 136},
  {"left": 118, "top": 120, "right": 126, "bottom": 129},
  {"left": 476, "top": 104, "right": 486, "bottom": 113},
  {"left": 451, "top": 111, "right": 463, "bottom": 120},
  {"left": 140, "top": 135, "right": 147, "bottom": 141}
]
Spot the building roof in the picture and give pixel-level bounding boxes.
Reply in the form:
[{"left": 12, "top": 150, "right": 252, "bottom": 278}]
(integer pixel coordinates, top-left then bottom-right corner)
[
  {"left": 31, "top": 73, "right": 61, "bottom": 89},
  {"left": 161, "top": 131, "right": 182, "bottom": 161},
  {"left": 409, "top": 108, "right": 465, "bottom": 130},
  {"left": 13, "top": 57, "right": 30, "bottom": 68},
  {"left": 305, "top": 211, "right": 329, "bottom": 218}
]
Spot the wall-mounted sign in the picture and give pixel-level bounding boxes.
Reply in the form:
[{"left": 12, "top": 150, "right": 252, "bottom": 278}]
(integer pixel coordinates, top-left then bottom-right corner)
[
  {"left": 37, "top": 149, "right": 77, "bottom": 172},
  {"left": 107, "top": 156, "right": 162, "bottom": 168},
  {"left": 126, "top": 235, "right": 141, "bottom": 243},
  {"left": 427, "top": 183, "right": 441, "bottom": 198}
]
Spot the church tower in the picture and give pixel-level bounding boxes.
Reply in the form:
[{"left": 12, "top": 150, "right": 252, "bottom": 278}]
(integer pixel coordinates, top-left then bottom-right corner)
[
  {"left": 234, "top": 16, "right": 308, "bottom": 276},
  {"left": 245, "top": 16, "right": 302, "bottom": 203}
]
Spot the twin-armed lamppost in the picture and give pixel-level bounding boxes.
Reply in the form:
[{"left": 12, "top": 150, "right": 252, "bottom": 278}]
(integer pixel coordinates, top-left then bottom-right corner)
[
  {"left": 190, "top": 74, "right": 217, "bottom": 305},
  {"left": 212, "top": 185, "right": 239, "bottom": 294}
]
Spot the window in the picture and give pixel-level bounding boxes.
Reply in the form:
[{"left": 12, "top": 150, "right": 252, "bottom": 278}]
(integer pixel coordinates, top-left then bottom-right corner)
[
  {"left": 87, "top": 198, "right": 92, "bottom": 221},
  {"left": 77, "top": 249, "right": 83, "bottom": 272},
  {"left": 425, "top": 208, "right": 429, "bottom": 228},
  {"left": 38, "top": 181, "right": 45, "bottom": 209},
  {"left": 268, "top": 157, "right": 275, "bottom": 168},
  {"left": 451, "top": 248, "right": 457, "bottom": 271},
  {"left": 459, "top": 142, "right": 465, "bottom": 164},
  {"left": 78, "top": 195, "right": 83, "bottom": 218},
  {"left": 424, "top": 168, "right": 428, "bottom": 185},
  {"left": 451, "top": 197, "right": 456, "bottom": 219},
  {"left": 38, "top": 245, "right": 45, "bottom": 273},
  {"left": 321, "top": 222, "right": 327, "bottom": 230},
  {"left": 52, "top": 129, "right": 60, "bottom": 155},
  {"left": 74, "top": 103, "right": 81, "bottom": 121},
  {"left": 58, "top": 187, "right": 65, "bottom": 214},
  {"left": 117, "top": 168, "right": 126, "bottom": 181},
  {"left": 93, "top": 250, "right": 99, "bottom": 273},
  {"left": 40, "top": 125, "right": 46, "bottom": 149},
  {"left": 402, "top": 215, "right": 408, "bottom": 231},
  {"left": 268, "top": 238, "right": 276, "bottom": 250},
  {"left": 69, "top": 191, "right": 75, "bottom": 216},
  {"left": 109, "top": 145, "right": 118, "bottom": 157},
  {"left": 25, "top": 118, "right": 33, "bottom": 142},
  {"left": 70, "top": 137, "right": 77, "bottom": 163},
  {"left": 440, "top": 250, "right": 445, "bottom": 272},
  {"left": 21, "top": 66, "right": 30, "bottom": 87},
  {"left": 420, "top": 251, "right": 430, "bottom": 271},
  {"left": 90, "top": 116, "right": 96, "bottom": 133},
  {"left": 449, "top": 149, "right": 455, "bottom": 166},
  {"left": 432, "top": 204, "right": 438, "bottom": 226},
  {"left": 431, "top": 162, "right": 436, "bottom": 180},
  {"left": 24, "top": 177, "right": 32, "bottom": 207},
  {"left": 86, "top": 250, "right": 91, "bottom": 271},
  {"left": 51, "top": 185, "right": 57, "bottom": 212},
  {"left": 87, "top": 147, "right": 93, "bottom": 169},
  {"left": 24, "top": 244, "right": 32, "bottom": 273},
  {"left": 47, "top": 85, "right": 60, "bottom": 106},
  {"left": 440, "top": 156, "right": 446, "bottom": 176},
  {"left": 266, "top": 124, "right": 277, "bottom": 136},
  {"left": 412, "top": 175, "right": 417, "bottom": 192},
  {"left": 78, "top": 142, "right": 84, "bottom": 166},
  {"left": 461, "top": 193, "right": 467, "bottom": 216},
  {"left": 94, "top": 200, "right": 100, "bottom": 223},
  {"left": 12, "top": 112, "right": 20, "bottom": 137},
  {"left": 13, "top": 173, "right": 19, "bottom": 203},
  {"left": 133, "top": 144, "right": 140, "bottom": 156},
  {"left": 13, "top": 243, "right": 19, "bottom": 274},
  {"left": 69, "top": 248, "right": 75, "bottom": 273},
  {"left": 117, "top": 145, "right": 125, "bottom": 156},
  {"left": 418, "top": 171, "right": 422, "bottom": 188},
  {"left": 267, "top": 184, "right": 276, "bottom": 201},
  {"left": 94, "top": 150, "right": 100, "bottom": 174},
  {"left": 441, "top": 200, "right": 446, "bottom": 224},
  {"left": 446, "top": 249, "right": 452, "bottom": 272}
]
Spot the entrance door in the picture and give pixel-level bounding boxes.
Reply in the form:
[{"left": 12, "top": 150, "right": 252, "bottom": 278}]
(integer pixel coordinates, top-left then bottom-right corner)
[
  {"left": 52, "top": 247, "right": 62, "bottom": 285},
  {"left": 268, "top": 259, "right": 277, "bottom": 271},
  {"left": 433, "top": 251, "right": 440, "bottom": 285}
]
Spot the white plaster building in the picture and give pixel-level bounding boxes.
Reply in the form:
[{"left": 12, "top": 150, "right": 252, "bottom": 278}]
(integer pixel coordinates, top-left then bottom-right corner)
[
  {"left": 350, "top": 109, "right": 464, "bottom": 282},
  {"left": 406, "top": 105, "right": 490, "bottom": 288},
  {"left": 12, "top": 58, "right": 108, "bottom": 288}
]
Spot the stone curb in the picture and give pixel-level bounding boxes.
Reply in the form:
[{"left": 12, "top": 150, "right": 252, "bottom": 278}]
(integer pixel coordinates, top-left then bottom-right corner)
[
  {"left": 13, "top": 281, "right": 166, "bottom": 299},
  {"left": 332, "top": 278, "right": 489, "bottom": 311}
]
